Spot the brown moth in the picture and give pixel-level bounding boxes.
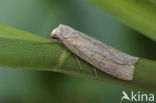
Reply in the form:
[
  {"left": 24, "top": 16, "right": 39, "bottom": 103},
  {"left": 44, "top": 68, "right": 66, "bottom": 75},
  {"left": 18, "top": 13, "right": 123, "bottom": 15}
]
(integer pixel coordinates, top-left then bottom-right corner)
[{"left": 51, "top": 24, "right": 139, "bottom": 81}]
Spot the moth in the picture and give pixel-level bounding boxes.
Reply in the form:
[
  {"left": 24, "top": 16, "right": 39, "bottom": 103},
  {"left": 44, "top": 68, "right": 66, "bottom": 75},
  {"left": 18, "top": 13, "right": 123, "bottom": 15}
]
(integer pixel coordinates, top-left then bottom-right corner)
[{"left": 50, "top": 24, "right": 139, "bottom": 81}]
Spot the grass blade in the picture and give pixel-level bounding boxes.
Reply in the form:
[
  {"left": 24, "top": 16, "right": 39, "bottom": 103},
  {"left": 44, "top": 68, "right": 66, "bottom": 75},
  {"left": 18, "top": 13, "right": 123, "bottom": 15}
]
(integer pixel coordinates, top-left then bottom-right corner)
[{"left": 85, "top": 0, "right": 156, "bottom": 41}]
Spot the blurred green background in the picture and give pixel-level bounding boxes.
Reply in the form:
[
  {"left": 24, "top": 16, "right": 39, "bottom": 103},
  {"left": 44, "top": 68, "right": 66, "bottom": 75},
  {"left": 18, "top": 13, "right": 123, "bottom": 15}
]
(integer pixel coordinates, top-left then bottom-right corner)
[{"left": 0, "top": 0, "right": 155, "bottom": 103}]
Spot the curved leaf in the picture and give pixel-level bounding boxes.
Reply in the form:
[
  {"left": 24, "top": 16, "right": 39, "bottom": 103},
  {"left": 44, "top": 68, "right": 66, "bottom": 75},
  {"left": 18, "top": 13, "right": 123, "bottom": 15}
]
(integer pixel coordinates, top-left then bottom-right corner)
[{"left": 85, "top": 0, "right": 156, "bottom": 41}]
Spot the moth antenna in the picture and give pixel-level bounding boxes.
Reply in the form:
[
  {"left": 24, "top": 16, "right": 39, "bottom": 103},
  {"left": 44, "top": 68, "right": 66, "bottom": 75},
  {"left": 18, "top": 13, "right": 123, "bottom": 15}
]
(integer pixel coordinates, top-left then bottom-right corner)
[
  {"left": 32, "top": 39, "right": 58, "bottom": 45},
  {"left": 75, "top": 56, "right": 82, "bottom": 72}
]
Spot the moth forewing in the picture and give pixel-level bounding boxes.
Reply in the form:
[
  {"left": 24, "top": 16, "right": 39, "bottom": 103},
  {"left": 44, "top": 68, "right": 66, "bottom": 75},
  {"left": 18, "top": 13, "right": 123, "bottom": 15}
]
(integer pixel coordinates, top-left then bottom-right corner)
[{"left": 51, "top": 24, "right": 139, "bottom": 81}]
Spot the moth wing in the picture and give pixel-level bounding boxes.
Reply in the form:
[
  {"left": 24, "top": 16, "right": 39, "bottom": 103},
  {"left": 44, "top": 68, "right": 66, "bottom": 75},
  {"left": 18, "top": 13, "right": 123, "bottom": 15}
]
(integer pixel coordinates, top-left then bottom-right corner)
[{"left": 56, "top": 25, "right": 138, "bottom": 80}]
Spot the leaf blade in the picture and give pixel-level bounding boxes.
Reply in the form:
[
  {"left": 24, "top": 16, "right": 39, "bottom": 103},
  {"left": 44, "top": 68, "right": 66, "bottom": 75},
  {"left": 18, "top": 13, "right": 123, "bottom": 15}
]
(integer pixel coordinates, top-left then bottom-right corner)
[{"left": 84, "top": 0, "right": 156, "bottom": 41}]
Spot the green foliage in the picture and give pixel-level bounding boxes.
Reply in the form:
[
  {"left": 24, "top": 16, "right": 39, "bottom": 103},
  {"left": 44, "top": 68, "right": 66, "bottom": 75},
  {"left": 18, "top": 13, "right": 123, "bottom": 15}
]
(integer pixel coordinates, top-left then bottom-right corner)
[{"left": 85, "top": 0, "right": 156, "bottom": 41}]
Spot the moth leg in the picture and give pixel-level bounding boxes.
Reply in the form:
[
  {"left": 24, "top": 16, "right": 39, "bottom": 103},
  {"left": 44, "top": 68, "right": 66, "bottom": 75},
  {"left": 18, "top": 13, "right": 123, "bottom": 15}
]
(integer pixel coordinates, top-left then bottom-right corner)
[
  {"left": 32, "top": 39, "right": 58, "bottom": 45},
  {"left": 74, "top": 55, "right": 82, "bottom": 72},
  {"left": 93, "top": 67, "right": 98, "bottom": 79}
]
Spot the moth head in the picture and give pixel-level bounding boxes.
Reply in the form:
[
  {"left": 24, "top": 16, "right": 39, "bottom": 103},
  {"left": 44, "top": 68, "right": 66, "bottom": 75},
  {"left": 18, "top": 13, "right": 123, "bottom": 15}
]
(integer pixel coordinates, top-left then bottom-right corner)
[{"left": 51, "top": 28, "right": 59, "bottom": 40}]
